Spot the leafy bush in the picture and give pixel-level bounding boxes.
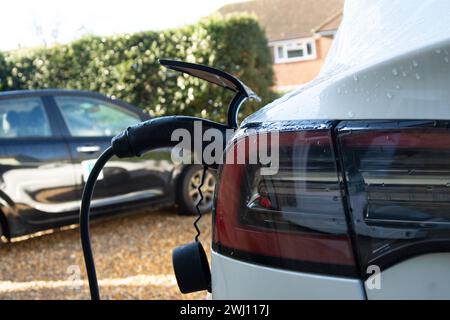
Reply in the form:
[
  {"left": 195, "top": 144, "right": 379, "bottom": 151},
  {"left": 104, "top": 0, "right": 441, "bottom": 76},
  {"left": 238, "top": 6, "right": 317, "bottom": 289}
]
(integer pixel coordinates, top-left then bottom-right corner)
[
  {"left": 0, "top": 52, "right": 11, "bottom": 91},
  {"left": 0, "top": 14, "right": 274, "bottom": 123}
]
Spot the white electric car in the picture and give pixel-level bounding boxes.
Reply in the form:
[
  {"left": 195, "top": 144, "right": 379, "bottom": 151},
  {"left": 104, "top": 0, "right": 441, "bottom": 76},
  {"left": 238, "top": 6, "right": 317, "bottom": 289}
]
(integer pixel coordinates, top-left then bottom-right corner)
[{"left": 211, "top": 0, "right": 450, "bottom": 299}]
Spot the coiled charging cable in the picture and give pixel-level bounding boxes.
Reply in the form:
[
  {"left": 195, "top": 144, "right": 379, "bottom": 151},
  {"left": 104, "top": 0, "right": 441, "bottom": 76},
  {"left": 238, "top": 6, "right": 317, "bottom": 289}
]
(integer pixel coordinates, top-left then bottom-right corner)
[{"left": 193, "top": 166, "right": 208, "bottom": 242}]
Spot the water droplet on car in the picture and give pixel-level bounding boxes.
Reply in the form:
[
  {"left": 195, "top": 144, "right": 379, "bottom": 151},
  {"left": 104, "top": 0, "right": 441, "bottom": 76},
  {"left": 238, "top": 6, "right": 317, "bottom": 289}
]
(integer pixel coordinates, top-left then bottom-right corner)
[
  {"left": 402, "top": 71, "right": 408, "bottom": 77},
  {"left": 445, "top": 57, "right": 449, "bottom": 63},
  {"left": 415, "top": 73, "right": 421, "bottom": 80},
  {"left": 391, "top": 68, "right": 398, "bottom": 76},
  {"left": 412, "top": 60, "right": 419, "bottom": 67},
  {"left": 387, "top": 92, "right": 393, "bottom": 99},
  {"left": 348, "top": 111, "right": 354, "bottom": 118},
  {"left": 395, "top": 84, "right": 401, "bottom": 89},
  {"left": 353, "top": 74, "right": 358, "bottom": 81},
  {"left": 436, "top": 49, "right": 442, "bottom": 54}
]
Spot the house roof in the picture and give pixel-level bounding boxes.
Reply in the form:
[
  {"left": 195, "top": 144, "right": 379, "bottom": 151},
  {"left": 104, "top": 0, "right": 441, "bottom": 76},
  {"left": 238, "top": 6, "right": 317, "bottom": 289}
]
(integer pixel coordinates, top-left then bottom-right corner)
[
  {"left": 312, "top": 10, "right": 343, "bottom": 34},
  {"left": 217, "top": 0, "right": 344, "bottom": 42}
]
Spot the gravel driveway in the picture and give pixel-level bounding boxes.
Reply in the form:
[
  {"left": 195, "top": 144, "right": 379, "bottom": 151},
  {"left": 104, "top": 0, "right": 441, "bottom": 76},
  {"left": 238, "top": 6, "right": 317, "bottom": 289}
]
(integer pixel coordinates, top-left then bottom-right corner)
[{"left": 0, "top": 209, "right": 211, "bottom": 300}]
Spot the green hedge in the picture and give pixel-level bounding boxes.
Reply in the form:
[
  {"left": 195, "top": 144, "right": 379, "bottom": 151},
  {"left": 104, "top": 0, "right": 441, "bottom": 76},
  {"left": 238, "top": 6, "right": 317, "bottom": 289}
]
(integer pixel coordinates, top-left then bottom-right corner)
[
  {"left": 0, "top": 52, "right": 10, "bottom": 92},
  {"left": 0, "top": 14, "right": 274, "bottom": 123}
]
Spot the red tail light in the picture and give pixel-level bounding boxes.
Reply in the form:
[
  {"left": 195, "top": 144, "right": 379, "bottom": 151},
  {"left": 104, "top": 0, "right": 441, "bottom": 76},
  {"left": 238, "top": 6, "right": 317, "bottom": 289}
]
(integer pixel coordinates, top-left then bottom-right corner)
[
  {"left": 214, "top": 120, "right": 450, "bottom": 279},
  {"left": 213, "top": 122, "right": 357, "bottom": 277},
  {"left": 337, "top": 120, "right": 450, "bottom": 274}
]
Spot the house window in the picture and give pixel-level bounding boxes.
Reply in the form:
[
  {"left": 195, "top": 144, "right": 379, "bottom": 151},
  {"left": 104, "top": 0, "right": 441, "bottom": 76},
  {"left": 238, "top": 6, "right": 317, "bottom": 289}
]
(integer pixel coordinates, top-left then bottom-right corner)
[{"left": 271, "top": 38, "right": 317, "bottom": 64}]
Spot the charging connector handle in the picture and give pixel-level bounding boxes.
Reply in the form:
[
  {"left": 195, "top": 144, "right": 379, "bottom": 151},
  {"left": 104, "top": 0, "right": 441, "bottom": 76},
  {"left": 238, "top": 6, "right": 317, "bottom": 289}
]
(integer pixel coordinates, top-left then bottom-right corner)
[
  {"left": 112, "top": 116, "right": 230, "bottom": 163},
  {"left": 81, "top": 116, "right": 230, "bottom": 300}
]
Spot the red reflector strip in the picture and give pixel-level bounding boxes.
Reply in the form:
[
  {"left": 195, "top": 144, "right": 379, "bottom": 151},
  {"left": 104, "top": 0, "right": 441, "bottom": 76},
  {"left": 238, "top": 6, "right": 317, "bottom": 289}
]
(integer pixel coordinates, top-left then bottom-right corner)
[{"left": 343, "top": 130, "right": 450, "bottom": 149}]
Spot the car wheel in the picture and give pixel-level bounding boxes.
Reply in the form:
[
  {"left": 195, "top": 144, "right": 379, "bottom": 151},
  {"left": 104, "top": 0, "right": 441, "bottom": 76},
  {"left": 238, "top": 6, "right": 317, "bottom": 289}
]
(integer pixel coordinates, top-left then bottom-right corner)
[
  {"left": 177, "top": 165, "right": 216, "bottom": 216},
  {"left": 0, "top": 217, "right": 4, "bottom": 242}
]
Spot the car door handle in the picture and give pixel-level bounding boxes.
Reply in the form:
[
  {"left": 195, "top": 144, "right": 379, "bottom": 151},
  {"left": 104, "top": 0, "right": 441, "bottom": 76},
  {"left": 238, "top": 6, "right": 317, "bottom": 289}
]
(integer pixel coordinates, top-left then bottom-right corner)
[{"left": 76, "top": 145, "right": 101, "bottom": 153}]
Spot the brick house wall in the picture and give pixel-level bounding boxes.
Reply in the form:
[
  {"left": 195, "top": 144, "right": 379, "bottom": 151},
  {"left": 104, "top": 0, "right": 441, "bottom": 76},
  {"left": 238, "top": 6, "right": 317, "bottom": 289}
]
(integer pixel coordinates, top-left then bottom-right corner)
[
  {"left": 217, "top": 0, "right": 343, "bottom": 92},
  {"left": 271, "top": 36, "right": 334, "bottom": 91}
]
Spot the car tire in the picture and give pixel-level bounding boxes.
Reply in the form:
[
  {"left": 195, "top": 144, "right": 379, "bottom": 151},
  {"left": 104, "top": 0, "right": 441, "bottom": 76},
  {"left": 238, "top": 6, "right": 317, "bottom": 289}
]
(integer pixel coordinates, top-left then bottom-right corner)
[
  {"left": 176, "top": 165, "right": 216, "bottom": 216},
  {"left": 0, "top": 217, "right": 4, "bottom": 242}
]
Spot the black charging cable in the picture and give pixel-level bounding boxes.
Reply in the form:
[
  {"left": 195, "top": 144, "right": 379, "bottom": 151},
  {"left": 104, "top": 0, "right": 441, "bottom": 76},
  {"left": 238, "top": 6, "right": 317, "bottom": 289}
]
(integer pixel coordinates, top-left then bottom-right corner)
[
  {"left": 79, "top": 116, "right": 230, "bottom": 300},
  {"left": 193, "top": 166, "right": 208, "bottom": 242},
  {"left": 79, "top": 147, "right": 114, "bottom": 300}
]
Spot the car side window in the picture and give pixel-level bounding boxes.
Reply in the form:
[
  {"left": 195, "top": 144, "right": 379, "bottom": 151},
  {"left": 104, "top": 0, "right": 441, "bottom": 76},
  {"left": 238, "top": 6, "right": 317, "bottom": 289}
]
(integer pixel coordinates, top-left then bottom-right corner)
[
  {"left": 54, "top": 96, "right": 141, "bottom": 137},
  {"left": 0, "top": 97, "right": 52, "bottom": 138}
]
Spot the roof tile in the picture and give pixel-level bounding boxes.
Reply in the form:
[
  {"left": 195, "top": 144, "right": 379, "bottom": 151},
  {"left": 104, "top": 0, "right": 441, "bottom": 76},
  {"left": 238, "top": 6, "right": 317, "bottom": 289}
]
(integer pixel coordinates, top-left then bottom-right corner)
[{"left": 218, "top": 0, "right": 344, "bottom": 41}]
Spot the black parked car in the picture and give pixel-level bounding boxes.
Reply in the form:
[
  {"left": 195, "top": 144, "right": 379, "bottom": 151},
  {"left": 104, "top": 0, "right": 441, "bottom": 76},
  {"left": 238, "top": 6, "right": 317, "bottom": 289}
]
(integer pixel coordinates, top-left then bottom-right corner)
[{"left": 0, "top": 89, "right": 215, "bottom": 240}]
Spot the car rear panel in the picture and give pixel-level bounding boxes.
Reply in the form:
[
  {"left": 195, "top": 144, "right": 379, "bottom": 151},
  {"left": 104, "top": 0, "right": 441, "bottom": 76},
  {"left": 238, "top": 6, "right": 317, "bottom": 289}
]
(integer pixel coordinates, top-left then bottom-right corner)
[
  {"left": 211, "top": 0, "right": 450, "bottom": 299},
  {"left": 212, "top": 119, "right": 450, "bottom": 299},
  {"left": 211, "top": 251, "right": 365, "bottom": 300}
]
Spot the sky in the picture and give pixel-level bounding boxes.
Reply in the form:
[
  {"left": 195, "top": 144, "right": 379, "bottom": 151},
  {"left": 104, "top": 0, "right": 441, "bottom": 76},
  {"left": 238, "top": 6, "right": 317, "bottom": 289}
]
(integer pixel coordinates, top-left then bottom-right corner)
[{"left": 0, "top": 0, "right": 243, "bottom": 51}]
